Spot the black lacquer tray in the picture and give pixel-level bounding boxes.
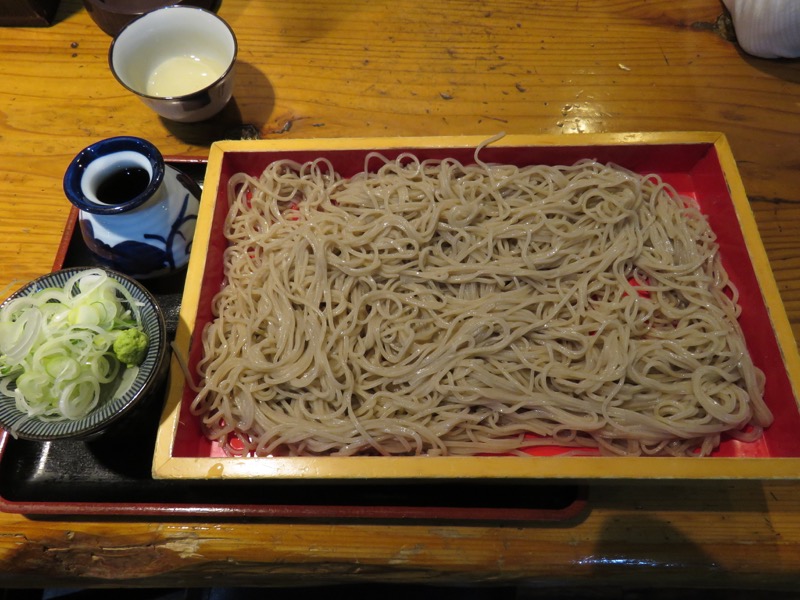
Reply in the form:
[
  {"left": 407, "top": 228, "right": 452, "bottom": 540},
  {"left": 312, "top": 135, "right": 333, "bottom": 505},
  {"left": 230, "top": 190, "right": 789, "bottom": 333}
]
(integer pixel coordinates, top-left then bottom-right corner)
[{"left": 0, "top": 159, "right": 588, "bottom": 522}]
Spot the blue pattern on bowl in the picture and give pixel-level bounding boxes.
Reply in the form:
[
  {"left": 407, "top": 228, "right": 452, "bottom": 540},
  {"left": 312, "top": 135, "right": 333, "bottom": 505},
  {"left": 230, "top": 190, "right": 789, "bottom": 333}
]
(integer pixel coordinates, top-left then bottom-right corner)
[{"left": 79, "top": 188, "right": 198, "bottom": 277}]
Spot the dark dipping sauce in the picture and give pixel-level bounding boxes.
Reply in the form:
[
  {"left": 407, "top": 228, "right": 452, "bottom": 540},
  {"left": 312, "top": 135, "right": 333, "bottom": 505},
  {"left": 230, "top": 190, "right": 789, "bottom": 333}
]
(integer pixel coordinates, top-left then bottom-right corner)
[{"left": 95, "top": 166, "right": 150, "bottom": 205}]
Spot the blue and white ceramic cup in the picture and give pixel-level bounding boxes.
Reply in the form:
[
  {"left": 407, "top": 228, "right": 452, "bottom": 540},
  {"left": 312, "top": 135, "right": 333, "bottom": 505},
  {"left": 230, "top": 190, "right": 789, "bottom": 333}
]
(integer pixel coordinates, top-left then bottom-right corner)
[{"left": 63, "top": 136, "right": 201, "bottom": 279}]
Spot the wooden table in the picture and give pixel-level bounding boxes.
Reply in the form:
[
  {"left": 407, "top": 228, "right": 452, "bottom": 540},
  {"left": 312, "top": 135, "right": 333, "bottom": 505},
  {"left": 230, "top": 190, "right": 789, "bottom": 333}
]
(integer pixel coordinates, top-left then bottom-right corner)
[{"left": 1, "top": 0, "right": 799, "bottom": 593}]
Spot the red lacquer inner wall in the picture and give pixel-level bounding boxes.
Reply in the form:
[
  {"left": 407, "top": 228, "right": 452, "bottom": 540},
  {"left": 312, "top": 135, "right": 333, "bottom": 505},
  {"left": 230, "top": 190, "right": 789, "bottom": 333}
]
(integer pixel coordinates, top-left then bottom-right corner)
[{"left": 172, "top": 143, "right": 800, "bottom": 459}]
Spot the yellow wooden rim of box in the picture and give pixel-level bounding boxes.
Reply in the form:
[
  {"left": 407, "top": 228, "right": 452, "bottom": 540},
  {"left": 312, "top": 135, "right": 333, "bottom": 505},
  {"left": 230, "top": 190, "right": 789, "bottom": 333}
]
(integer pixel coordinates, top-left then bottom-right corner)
[{"left": 153, "top": 132, "right": 800, "bottom": 481}]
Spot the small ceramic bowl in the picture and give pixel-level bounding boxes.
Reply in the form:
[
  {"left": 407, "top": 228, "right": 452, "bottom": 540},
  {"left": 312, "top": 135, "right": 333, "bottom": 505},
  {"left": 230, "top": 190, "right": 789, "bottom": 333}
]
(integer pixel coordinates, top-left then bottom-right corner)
[
  {"left": 0, "top": 267, "right": 169, "bottom": 441},
  {"left": 84, "top": 0, "right": 221, "bottom": 37},
  {"left": 109, "top": 6, "right": 237, "bottom": 123},
  {"left": 63, "top": 136, "right": 201, "bottom": 279}
]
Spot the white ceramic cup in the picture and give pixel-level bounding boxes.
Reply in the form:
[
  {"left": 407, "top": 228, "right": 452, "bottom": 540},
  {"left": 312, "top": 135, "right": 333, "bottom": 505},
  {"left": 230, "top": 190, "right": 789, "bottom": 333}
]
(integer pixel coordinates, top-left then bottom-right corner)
[{"left": 109, "top": 6, "right": 237, "bottom": 122}]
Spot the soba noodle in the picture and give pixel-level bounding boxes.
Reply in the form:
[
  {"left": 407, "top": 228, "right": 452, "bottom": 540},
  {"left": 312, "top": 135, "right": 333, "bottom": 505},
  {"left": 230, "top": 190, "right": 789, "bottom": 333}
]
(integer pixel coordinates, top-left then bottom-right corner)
[{"left": 189, "top": 147, "right": 772, "bottom": 457}]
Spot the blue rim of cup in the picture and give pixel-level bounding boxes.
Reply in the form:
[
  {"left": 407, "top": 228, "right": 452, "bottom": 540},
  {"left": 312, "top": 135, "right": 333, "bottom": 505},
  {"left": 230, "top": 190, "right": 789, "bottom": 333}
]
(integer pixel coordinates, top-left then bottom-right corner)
[
  {"left": 108, "top": 5, "right": 238, "bottom": 101},
  {"left": 63, "top": 136, "right": 165, "bottom": 216}
]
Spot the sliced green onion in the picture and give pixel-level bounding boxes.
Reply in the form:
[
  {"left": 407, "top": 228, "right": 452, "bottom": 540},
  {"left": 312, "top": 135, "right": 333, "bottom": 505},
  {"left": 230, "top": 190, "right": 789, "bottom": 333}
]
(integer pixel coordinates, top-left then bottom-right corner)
[{"left": 0, "top": 269, "right": 148, "bottom": 428}]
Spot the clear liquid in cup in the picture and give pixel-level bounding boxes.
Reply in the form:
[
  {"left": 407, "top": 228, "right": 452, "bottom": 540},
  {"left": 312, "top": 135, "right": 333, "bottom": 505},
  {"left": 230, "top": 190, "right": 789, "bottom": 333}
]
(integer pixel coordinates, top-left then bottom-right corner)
[{"left": 146, "top": 55, "right": 225, "bottom": 97}]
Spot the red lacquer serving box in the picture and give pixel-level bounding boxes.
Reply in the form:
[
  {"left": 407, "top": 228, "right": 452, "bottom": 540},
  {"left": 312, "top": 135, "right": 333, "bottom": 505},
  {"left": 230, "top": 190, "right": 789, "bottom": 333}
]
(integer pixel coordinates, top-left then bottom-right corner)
[{"left": 153, "top": 132, "right": 800, "bottom": 481}]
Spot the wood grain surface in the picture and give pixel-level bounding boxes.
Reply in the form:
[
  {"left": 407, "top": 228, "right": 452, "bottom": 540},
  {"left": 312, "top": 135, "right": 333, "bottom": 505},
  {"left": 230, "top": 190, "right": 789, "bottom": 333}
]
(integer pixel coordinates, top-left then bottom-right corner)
[{"left": 0, "top": 0, "right": 799, "bottom": 591}]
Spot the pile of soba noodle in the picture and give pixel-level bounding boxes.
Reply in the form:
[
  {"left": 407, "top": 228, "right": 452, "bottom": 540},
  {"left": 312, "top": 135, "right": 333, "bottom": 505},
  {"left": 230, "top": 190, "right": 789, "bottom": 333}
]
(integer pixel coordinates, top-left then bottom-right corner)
[{"left": 190, "top": 146, "right": 772, "bottom": 457}]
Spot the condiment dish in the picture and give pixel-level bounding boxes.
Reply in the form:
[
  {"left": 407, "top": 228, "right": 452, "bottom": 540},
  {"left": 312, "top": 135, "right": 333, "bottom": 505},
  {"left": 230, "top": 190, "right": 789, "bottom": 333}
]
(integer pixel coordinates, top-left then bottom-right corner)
[{"left": 0, "top": 267, "right": 168, "bottom": 441}]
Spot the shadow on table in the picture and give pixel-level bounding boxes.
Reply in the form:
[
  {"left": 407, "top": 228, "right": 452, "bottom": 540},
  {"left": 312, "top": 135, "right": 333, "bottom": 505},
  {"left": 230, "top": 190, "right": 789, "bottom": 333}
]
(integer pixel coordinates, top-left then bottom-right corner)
[
  {"left": 159, "top": 60, "right": 275, "bottom": 147},
  {"left": 737, "top": 53, "right": 800, "bottom": 84},
  {"left": 588, "top": 480, "right": 791, "bottom": 592}
]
